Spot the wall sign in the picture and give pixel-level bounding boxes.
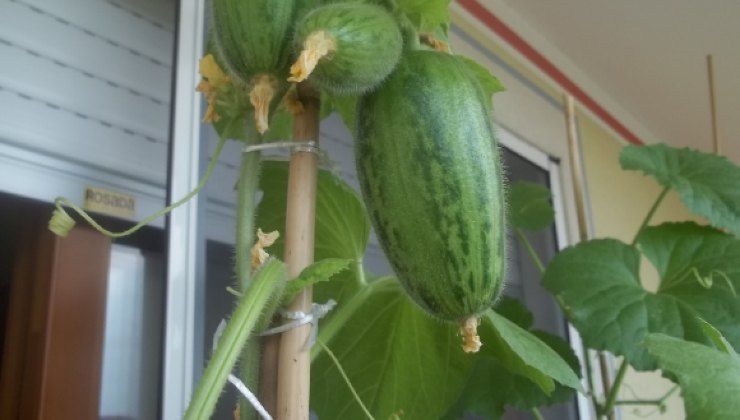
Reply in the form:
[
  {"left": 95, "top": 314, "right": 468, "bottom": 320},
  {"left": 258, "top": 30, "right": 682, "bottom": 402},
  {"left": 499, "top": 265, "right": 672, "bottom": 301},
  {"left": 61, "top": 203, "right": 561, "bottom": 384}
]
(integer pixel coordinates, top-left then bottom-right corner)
[{"left": 84, "top": 187, "right": 136, "bottom": 219}]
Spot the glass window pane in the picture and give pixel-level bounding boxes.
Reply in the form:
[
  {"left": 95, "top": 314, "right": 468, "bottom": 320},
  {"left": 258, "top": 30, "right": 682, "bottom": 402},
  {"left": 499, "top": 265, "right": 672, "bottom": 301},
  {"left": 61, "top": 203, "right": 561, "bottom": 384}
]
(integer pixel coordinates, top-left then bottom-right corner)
[{"left": 0, "top": 0, "right": 177, "bottom": 417}]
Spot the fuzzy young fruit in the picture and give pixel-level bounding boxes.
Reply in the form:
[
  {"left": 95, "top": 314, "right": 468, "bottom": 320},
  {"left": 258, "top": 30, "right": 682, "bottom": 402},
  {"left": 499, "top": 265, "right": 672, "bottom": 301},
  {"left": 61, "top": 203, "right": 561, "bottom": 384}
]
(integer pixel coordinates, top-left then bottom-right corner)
[
  {"left": 289, "top": 2, "right": 403, "bottom": 95},
  {"left": 211, "top": 0, "right": 296, "bottom": 133},
  {"left": 356, "top": 51, "right": 506, "bottom": 353}
]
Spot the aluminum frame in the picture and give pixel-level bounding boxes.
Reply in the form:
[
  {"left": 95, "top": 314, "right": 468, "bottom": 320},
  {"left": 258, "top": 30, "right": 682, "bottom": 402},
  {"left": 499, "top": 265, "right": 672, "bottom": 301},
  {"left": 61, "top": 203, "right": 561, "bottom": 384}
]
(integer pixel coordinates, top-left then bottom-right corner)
[
  {"left": 497, "top": 123, "right": 594, "bottom": 420},
  {"left": 161, "top": 1, "right": 206, "bottom": 418}
]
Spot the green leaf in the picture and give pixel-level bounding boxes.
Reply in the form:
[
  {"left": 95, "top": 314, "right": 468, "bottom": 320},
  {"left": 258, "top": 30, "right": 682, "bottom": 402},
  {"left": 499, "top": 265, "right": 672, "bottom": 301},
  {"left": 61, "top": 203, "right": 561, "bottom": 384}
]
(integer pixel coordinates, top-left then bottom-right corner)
[
  {"left": 646, "top": 334, "right": 740, "bottom": 420},
  {"left": 639, "top": 222, "right": 740, "bottom": 355},
  {"left": 395, "top": 0, "right": 452, "bottom": 33},
  {"left": 483, "top": 311, "right": 582, "bottom": 393},
  {"left": 211, "top": 87, "right": 251, "bottom": 141},
  {"left": 508, "top": 181, "right": 555, "bottom": 231},
  {"left": 543, "top": 223, "right": 740, "bottom": 370},
  {"left": 260, "top": 107, "right": 294, "bottom": 142},
  {"left": 620, "top": 144, "right": 740, "bottom": 235},
  {"left": 494, "top": 296, "right": 534, "bottom": 329},
  {"left": 282, "top": 258, "right": 351, "bottom": 303},
  {"left": 255, "top": 160, "right": 370, "bottom": 262},
  {"left": 458, "top": 55, "right": 505, "bottom": 111},
  {"left": 321, "top": 93, "right": 359, "bottom": 134},
  {"left": 311, "top": 278, "right": 474, "bottom": 420},
  {"left": 544, "top": 239, "right": 652, "bottom": 368},
  {"left": 699, "top": 319, "right": 738, "bottom": 358},
  {"left": 446, "top": 304, "right": 581, "bottom": 419}
]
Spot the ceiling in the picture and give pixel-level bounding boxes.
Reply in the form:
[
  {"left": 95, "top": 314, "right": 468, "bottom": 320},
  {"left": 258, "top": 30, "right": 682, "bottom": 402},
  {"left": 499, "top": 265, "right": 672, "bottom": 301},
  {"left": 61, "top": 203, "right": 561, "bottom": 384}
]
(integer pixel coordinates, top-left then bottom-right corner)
[{"left": 493, "top": 0, "right": 740, "bottom": 162}]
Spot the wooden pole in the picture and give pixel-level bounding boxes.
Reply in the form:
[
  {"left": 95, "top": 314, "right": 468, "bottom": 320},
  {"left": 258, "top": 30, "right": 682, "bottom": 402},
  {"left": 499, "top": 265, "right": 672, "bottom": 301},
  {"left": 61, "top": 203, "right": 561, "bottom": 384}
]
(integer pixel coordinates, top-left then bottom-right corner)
[
  {"left": 258, "top": 326, "right": 280, "bottom": 417},
  {"left": 564, "top": 95, "right": 615, "bottom": 420},
  {"left": 706, "top": 55, "right": 721, "bottom": 154},
  {"left": 564, "top": 95, "right": 591, "bottom": 243},
  {"left": 276, "top": 83, "right": 320, "bottom": 420}
]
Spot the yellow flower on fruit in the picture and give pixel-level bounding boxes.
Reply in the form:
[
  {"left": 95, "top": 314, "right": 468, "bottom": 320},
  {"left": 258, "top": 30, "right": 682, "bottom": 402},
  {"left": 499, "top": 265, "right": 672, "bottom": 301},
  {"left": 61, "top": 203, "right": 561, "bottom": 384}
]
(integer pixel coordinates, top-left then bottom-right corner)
[{"left": 196, "top": 54, "right": 230, "bottom": 123}]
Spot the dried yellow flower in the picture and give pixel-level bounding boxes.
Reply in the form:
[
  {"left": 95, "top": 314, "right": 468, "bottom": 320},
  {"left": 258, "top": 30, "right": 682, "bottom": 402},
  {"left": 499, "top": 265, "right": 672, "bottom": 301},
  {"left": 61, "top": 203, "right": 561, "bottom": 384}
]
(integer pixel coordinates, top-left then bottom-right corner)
[
  {"left": 250, "top": 228, "right": 280, "bottom": 270},
  {"left": 196, "top": 54, "right": 230, "bottom": 123}
]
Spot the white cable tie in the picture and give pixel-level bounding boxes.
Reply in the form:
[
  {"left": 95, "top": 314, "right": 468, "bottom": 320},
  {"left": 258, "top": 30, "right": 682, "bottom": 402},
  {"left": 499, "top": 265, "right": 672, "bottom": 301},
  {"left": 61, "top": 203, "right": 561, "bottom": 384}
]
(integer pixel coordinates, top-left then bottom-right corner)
[
  {"left": 243, "top": 140, "right": 319, "bottom": 155},
  {"left": 211, "top": 319, "right": 273, "bottom": 420},
  {"left": 228, "top": 374, "right": 273, "bottom": 420},
  {"left": 260, "top": 300, "right": 337, "bottom": 351},
  {"left": 243, "top": 140, "right": 344, "bottom": 180}
]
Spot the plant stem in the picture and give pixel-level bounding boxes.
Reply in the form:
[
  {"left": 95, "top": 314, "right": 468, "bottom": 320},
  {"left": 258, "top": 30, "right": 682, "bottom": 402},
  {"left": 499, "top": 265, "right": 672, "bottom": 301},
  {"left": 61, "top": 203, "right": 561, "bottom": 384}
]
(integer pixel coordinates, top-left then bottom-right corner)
[
  {"left": 235, "top": 135, "right": 264, "bottom": 420},
  {"left": 185, "top": 260, "right": 286, "bottom": 420},
  {"left": 516, "top": 228, "right": 546, "bottom": 273},
  {"left": 615, "top": 385, "right": 678, "bottom": 407},
  {"left": 236, "top": 147, "right": 262, "bottom": 291},
  {"left": 318, "top": 340, "right": 375, "bottom": 420},
  {"left": 515, "top": 227, "right": 601, "bottom": 413},
  {"left": 310, "top": 280, "right": 379, "bottom": 362},
  {"left": 600, "top": 360, "right": 628, "bottom": 417},
  {"left": 531, "top": 407, "right": 544, "bottom": 420},
  {"left": 631, "top": 187, "right": 669, "bottom": 245},
  {"left": 51, "top": 136, "right": 227, "bottom": 238},
  {"left": 353, "top": 259, "right": 367, "bottom": 286},
  {"left": 581, "top": 343, "right": 599, "bottom": 414},
  {"left": 594, "top": 187, "right": 668, "bottom": 418}
]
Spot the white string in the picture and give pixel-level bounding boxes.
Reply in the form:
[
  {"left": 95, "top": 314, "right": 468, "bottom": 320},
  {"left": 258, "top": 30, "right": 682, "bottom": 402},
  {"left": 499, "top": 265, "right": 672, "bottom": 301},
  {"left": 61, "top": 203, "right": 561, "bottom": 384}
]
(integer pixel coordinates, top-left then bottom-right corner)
[
  {"left": 228, "top": 374, "right": 273, "bottom": 420},
  {"left": 261, "top": 300, "right": 337, "bottom": 351},
  {"left": 243, "top": 140, "right": 344, "bottom": 180},
  {"left": 243, "top": 140, "right": 319, "bottom": 155},
  {"left": 211, "top": 320, "right": 272, "bottom": 420}
]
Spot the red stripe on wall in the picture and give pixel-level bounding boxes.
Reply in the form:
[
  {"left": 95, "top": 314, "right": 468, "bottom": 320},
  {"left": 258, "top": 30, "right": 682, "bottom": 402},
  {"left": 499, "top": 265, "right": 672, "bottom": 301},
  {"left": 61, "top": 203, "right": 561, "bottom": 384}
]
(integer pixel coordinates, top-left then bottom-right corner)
[{"left": 457, "top": 0, "right": 644, "bottom": 145}]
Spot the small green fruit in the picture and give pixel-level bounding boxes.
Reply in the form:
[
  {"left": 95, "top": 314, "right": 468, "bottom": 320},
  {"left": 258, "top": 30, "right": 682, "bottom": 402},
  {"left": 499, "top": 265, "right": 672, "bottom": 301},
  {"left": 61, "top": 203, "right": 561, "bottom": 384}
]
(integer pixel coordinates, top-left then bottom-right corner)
[
  {"left": 211, "top": 0, "right": 297, "bottom": 133},
  {"left": 290, "top": 3, "right": 403, "bottom": 95}
]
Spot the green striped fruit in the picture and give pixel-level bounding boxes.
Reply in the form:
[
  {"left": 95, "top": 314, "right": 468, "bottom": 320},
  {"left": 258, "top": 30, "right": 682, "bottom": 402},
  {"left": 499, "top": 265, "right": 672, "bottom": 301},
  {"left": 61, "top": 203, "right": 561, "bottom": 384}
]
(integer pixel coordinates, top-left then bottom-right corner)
[
  {"left": 289, "top": 2, "right": 402, "bottom": 95},
  {"left": 356, "top": 51, "right": 506, "bottom": 352},
  {"left": 211, "top": 0, "right": 297, "bottom": 133}
]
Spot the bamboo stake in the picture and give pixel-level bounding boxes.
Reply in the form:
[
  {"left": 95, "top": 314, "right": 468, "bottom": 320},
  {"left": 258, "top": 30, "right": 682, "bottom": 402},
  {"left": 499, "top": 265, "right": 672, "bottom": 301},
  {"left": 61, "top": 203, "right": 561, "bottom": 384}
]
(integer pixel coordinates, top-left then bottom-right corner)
[
  {"left": 258, "top": 321, "right": 280, "bottom": 417},
  {"left": 706, "top": 55, "right": 721, "bottom": 154},
  {"left": 564, "top": 95, "right": 615, "bottom": 420},
  {"left": 276, "top": 83, "right": 320, "bottom": 420},
  {"left": 564, "top": 95, "right": 591, "bottom": 243}
]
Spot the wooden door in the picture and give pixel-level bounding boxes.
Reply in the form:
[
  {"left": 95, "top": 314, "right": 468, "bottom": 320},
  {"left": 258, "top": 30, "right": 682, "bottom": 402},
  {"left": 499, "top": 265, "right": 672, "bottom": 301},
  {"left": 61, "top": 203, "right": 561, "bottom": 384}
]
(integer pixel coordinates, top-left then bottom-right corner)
[{"left": 0, "top": 213, "right": 111, "bottom": 420}]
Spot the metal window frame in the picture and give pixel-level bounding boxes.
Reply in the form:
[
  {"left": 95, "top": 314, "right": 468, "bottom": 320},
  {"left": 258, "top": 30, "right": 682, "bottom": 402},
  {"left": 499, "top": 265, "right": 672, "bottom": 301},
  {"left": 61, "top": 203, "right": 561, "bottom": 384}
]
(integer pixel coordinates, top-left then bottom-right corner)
[
  {"left": 497, "top": 124, "right": 593, "bottom": 420},
  {"left": 161, "top": 1, "right": 206, "bottom": 419}
]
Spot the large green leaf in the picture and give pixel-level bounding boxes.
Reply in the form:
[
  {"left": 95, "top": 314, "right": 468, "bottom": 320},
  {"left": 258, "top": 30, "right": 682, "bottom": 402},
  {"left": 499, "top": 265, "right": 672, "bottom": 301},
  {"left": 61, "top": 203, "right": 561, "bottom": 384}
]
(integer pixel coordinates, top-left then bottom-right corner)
[
  {"left": 255, "top": 160, "right": 370, "bottom": 262},
  {"left": 638, "top": 222, "right": 740, "bottom": 349},
  {"left": 646, "top": 334, "right": 740, "bottom": 420},
  {"left": 311, "top": 278, "right": 474, "bottom": 420},
  {"left": 312, "top": 281, "right": 580, "bottom": 420},
  {"left": 508, "top": 181, "right": 555, "bottom": 231},
  {"left": 620, "top": 144, "right": 740, "bottom": 235},
  {"left": 494, "top": 295, "right": 534, "bottom": 329},
  {"left": 543, "top": 223, "right": 740, "bottom": 370},
  {"left": 447, "top": 299, "right": 581, "bottom": 419}
]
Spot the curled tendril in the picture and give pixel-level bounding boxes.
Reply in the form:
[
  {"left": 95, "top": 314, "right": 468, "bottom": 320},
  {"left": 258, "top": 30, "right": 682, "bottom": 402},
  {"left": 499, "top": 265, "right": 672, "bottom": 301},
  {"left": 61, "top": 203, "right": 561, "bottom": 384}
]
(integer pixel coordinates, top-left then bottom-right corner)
[
  {"left": 48, "top": 136, "right": 227, "bottom": 238},
  {"left": 691, "top": 267, "right": 736, "bottom": 296},
  {"left": 48, "top": 205, "right": 76, "bottom": 237}
]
